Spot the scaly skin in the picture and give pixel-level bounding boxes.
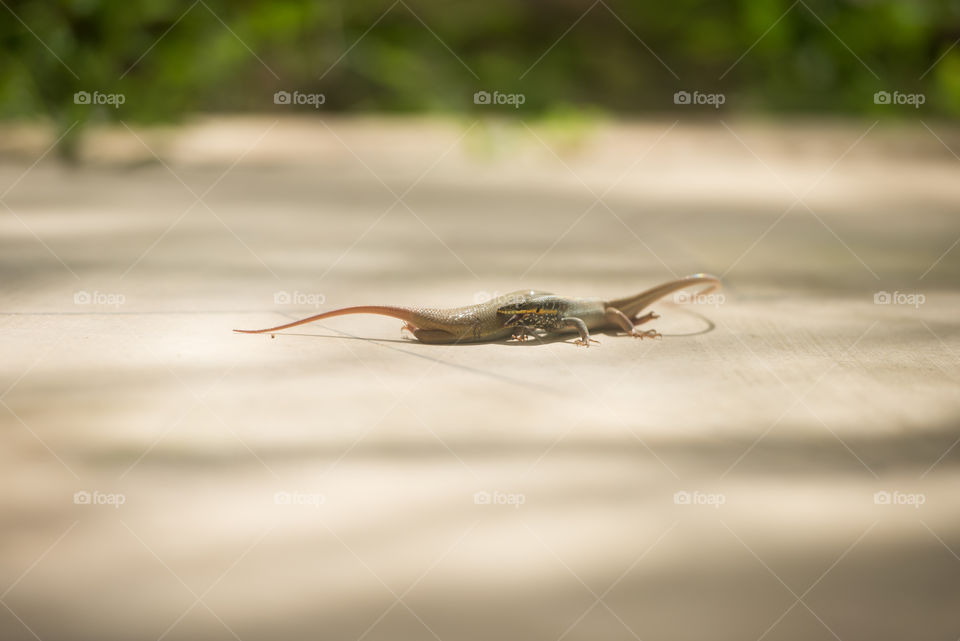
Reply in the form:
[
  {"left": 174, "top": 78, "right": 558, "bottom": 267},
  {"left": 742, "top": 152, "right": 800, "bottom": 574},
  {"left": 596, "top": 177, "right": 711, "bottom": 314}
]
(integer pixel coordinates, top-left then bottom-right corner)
[
  {"left": 234, "top": 274, "right": 720, "bottom": 346},
  {"left": 234, "top": 291, "right": 548, "bottom": 344}
]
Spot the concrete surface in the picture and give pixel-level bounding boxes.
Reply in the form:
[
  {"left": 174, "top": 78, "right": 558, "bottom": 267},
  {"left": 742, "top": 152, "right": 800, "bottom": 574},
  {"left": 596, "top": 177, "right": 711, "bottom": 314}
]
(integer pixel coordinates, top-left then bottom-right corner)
[{"left": 1, "top": 116, "right": 959, "bottom": 641}]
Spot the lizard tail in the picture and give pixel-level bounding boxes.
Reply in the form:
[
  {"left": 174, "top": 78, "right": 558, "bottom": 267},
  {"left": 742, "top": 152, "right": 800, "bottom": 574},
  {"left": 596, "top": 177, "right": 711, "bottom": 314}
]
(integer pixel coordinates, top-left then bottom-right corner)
[
  {"left": 234, "top": 306, "right": 419, "bottom": 334},
  {"left": 607, "top": 273, "right": 721, "bottom": 319}
]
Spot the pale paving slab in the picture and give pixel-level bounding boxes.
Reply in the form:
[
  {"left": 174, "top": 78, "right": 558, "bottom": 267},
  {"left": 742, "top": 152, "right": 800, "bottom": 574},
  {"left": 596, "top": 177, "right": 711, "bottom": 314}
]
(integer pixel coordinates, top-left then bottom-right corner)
[{"left": 1, "top": 117, "right": 959, "bottom": 641}]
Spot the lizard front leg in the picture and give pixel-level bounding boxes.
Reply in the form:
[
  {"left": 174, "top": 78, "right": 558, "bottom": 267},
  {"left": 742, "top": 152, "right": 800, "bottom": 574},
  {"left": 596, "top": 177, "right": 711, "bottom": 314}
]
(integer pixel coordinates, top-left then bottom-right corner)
[
  {"left": 502, "top": 314, "right": 532, "bottom": 342},
  {"left": 512, "top": 325, "right": 533, "bottom": 342},
  {"left": 561, "top": 317, "right": 599, "bottom": 347},
  {"left": 604, "top": 307, "right": 661, "bottom": 339}
]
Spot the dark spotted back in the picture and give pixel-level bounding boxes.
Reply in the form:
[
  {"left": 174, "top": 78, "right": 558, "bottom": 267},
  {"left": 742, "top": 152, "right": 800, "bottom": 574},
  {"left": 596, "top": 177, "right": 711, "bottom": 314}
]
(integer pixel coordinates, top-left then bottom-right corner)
[{"left": 496, "top": 296, "right": 569, "bottom": 330}]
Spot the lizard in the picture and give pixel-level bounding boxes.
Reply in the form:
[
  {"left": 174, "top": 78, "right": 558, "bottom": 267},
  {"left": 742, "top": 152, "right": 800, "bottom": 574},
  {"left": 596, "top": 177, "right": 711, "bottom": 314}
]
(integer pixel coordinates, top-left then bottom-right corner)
[{"left": 234, "top": 273, "right": 721, "bottom": 347}]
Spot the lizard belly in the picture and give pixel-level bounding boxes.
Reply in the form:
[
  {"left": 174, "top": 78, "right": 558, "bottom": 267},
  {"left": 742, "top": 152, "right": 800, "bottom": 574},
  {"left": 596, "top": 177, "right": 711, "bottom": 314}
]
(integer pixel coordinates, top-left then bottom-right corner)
[{"left": 409, "top": 305, "right": 509, "bottom": 341}]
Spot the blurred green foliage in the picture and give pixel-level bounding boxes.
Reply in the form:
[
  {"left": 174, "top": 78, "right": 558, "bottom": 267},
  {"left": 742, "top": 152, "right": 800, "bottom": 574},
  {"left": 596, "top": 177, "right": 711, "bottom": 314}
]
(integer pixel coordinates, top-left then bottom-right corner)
[{"left": 1, "top": 0, "right": 958, "bottom": 156}]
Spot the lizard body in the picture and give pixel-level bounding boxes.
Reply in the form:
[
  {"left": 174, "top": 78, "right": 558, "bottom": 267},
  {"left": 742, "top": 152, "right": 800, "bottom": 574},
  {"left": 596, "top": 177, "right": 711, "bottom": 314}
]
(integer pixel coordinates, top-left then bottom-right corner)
[{"left": 234, "top": 274, "right": 720, "bottom": 346}]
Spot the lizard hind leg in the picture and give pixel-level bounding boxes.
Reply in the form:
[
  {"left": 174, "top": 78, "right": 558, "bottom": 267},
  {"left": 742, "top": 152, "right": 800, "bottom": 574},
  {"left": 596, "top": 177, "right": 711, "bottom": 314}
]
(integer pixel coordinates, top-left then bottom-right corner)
[
  {"left": 409, "top": 327, "right": 459, "bottom": 344},
  {"left": 633, "top": 310, "right": 659, "bottom": 325},
  {"left": 604, "top": 307, "right": 661, "bottom": 340}
]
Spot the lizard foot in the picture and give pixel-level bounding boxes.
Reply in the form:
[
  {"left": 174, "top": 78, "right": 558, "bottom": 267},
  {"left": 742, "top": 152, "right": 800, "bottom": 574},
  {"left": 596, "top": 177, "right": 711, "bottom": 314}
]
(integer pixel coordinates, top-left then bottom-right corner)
[
  {"left": 574, "top": 338, "right": 601, "bottom": 347},
  {"left": 400, "top": 322, "right": 419, "bottom": 339},
  {"left": 512, "top": 331, "right": 531, "bottom": 342},
  {"left": 631, "top": 329, "right": 661, "bottom": 340}
]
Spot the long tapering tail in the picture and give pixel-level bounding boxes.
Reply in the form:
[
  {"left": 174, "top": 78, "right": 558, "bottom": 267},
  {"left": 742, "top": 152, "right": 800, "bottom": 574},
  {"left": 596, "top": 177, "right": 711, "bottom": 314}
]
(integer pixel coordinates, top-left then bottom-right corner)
[
  {"left": 607, "top": 274, "right": 721, "bottom": 318},
  {"left": 234, "top": 306, "right": 418, "bottom": 334}
]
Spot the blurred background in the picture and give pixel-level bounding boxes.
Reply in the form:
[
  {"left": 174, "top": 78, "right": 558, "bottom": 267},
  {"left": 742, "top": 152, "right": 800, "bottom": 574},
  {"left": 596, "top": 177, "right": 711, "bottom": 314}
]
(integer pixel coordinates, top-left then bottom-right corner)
[
  {"left": 2, "top": 0, "right": 959, "bottom": 156},
  {"left": 2, "top": 2, "right": 959, "bottom": 640}
]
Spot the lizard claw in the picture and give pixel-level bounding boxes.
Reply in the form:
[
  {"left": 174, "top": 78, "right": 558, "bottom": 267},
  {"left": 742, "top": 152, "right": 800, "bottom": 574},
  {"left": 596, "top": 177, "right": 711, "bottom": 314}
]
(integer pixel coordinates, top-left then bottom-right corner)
[
  {"left": 574, "top": 338, "right": 600, "bottom": 347},
  {"left": 510, "top": 327, "right": 530, "bottom": 343},
  {"left": 631, "top": 329, "right": 661, "bottom": 340}
]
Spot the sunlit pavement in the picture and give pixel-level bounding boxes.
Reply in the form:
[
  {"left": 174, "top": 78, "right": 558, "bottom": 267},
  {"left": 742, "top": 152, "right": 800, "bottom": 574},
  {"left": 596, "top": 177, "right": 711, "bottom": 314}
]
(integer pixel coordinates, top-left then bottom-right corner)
[{"left": 2, "top": 116, "right": 959, "bottom": 641}]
